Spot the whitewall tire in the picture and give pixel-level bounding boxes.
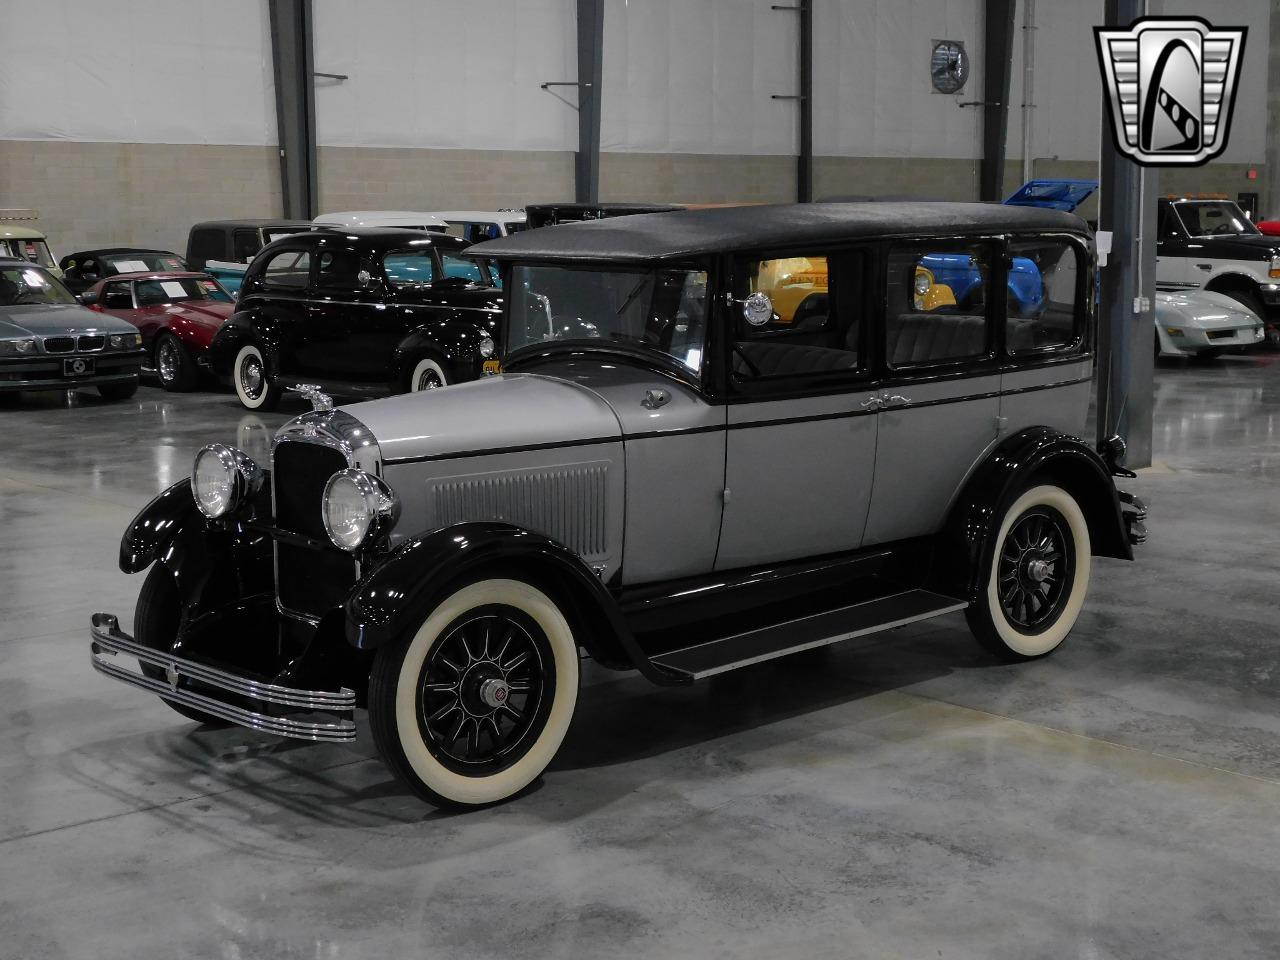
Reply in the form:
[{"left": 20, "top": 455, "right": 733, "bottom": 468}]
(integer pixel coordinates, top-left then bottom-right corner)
[
  {"left": 233, "top": 344, "right": 280, "bottom": 411},
  {"left": 409, "top": 358, "right": 448, "bottom": 392},
  {"left": 966, "top": 484, "right": 1092, "bottom": 660},
  {"left": 369, "top": 578, "right": 579, "bottom": 809}
]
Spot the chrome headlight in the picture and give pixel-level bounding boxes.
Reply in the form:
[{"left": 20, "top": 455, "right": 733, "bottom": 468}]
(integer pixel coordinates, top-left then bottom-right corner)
[
  {"left": 109, "top": 333, "right": 141, "bottom": 350},
  {"left": 322, "top": 469, "right": 399, "bottom": 551},
  {"left": 192, "top": 443, "right": 263, "bottom": 519},
  {"left": 479, "top": 336, "right": 496, "bottom": 358},
  {"left": 0, "top": 338, "right": 37, "bottom": 356},
  {"left": 914, "top": 270, "right": 932, "bottom": 296}
]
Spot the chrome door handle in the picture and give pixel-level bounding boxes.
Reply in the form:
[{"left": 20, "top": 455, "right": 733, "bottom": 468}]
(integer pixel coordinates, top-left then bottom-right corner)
[
  {"left": 860, "top": 396, "right": 882, "bottom": 410},
  {"left": 642, "top": 388, "right": 670, "bottom": 409},
  {"left": 882, "top": 394, "right": 910, "bottom": 407}
]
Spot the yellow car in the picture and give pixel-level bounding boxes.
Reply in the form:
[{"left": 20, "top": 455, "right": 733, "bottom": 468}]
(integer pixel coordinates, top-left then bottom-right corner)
[{"left": 754, "top": 257, "right": 956, "bottom": 323}]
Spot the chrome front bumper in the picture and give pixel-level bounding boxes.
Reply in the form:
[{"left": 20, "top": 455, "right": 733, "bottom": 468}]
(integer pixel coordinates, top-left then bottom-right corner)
[{"left": 90, "top": 613, "right": 357, "bottom": 742}]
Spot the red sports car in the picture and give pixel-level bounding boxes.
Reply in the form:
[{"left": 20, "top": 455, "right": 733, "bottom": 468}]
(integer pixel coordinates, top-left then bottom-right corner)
[{"left": 85, "top": 271, "right": 233, "bottom": 391}]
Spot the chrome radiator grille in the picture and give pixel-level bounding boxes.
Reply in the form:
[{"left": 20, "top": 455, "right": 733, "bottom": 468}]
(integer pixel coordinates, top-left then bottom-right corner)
[{"left": 429, "top": 463, "right": 610, "bottom": 561}]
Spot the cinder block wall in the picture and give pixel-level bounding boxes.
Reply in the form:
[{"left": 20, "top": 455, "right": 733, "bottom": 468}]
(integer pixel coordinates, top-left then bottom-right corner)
[
  {"left": 0, "top": 140, "right": 281, "bottom": 259},
  {"left": 317, "top": 147, "right": 575, "bottom": 213}
]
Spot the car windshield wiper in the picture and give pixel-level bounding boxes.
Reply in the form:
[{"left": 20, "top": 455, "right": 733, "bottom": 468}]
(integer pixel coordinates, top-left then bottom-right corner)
[{"left": 616, "top": 275, "right": 654, "bottom": 316}]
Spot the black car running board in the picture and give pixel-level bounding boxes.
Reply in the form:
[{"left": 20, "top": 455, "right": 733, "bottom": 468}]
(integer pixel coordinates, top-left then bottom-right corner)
[{"left": 649, "top": 589, "right": 968, "bottom": 680}]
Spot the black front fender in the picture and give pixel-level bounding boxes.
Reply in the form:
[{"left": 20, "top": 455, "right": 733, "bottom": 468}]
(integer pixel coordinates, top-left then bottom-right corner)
[
  {"left": 345, "top": 522, "right": 687, "bottom": 685},
  {"left": 120, "top": 478, "right": 199, "bottom": 573},
  {"left": 935, "top": 427, "right": 1132, "bottom": 601}
]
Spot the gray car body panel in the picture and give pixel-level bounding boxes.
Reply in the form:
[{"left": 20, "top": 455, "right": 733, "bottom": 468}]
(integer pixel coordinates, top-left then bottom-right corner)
[{"left": 0, "top": 303, "right": 139, "bottom": 338}]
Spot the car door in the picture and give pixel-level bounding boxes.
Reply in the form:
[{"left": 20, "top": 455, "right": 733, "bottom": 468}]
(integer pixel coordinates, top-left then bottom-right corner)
[
  {"left": 247, "top": 245, "right": 314, "bottom": 383},
  {"left": 863, "top": 239, "right": 1003, "bottom": 545},
  {"left": 715, "top": 248, "right": 878, "bottom": 570},
  {"left": 302, "top": 243, "right": 395, "bottom": 387},
  {"left": 1156, "top": 201, "right": 1191, "bottom": 288}
]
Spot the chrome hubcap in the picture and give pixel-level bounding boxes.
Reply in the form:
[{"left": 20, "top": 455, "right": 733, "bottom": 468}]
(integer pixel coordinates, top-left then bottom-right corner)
[
  {"left": 478, "top": 677, "right": 512, "bottom": 709},
  {"left": 418, "top": 370, "right": 441, "bottom": 390},
  {"left": 240, "top": 356, "right": 263, "bottom": 397},
  {"left": 157, "top": 339, "right": 178, "bottom": 380}
]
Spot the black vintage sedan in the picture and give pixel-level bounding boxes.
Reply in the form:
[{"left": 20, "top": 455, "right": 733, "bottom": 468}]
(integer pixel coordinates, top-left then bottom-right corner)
[{"left": 207, "top": 228, "right": 501, "bottom": 410}]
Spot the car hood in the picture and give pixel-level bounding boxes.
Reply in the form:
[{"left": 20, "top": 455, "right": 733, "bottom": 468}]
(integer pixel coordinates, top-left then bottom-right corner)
[
  {"left": 341, "top": 372, "right": 621, "bottom": 464},
  {"left": 158, "top": 301, "right": 234, "bottom": 326},
  {"left": 1155, "top": 290, "right": 1262, "bottom": 327},
  {"left": 0, "top": 303, "right": 139, "bottom": 337},
  {"left": 1180, "top": 234, "right": 1280, "bottom": 260}
]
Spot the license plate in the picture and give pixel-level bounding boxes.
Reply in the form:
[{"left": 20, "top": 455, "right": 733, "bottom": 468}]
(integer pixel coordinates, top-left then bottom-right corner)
[
  {"left": 63, "top": 357, "right": 96, "bottom": 377},
  {"left": 483, "top": 359, "right": 502, "bottom": 375}
]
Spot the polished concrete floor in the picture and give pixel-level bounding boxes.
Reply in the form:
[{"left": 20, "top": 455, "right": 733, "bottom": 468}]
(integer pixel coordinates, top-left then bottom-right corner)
[{"left": 2, "top": 357, "right": 1279, "bottom": 959}]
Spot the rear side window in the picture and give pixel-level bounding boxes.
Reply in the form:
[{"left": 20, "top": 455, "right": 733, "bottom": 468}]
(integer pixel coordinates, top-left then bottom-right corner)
[
  {"left": 383, "top": 249, "right": 436, "bottom": 286},
  {"left": 1006, "top": 239, "right": 1082, "bottom": 355},
  {"left": 188, "top": 229, "right": 222, "bottom": 264},
  {"left": 260, "top": 249, "right": 311, "bottom": 288},
  {"left": 884, "top": 244, "right": 991, "bottom": 367}
]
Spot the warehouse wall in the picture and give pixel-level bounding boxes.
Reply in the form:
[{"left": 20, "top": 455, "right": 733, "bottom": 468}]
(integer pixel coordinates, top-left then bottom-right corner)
[{"left": 0, "top": 0, "right": 279, "bottom": 255}]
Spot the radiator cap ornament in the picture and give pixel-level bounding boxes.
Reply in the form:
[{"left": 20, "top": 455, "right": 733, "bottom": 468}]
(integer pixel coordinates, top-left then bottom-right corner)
[{"left": 291, "top": 383, "right": 334, "bottom": 413}]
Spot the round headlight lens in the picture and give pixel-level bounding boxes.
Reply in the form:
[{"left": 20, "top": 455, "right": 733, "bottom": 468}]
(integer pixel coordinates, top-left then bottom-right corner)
[
  {"left": 191, "top": 443, "right": 262, "bottom": 519},
  {"left": 322, "top": 469, "right": 399, "bottom": 551},
  {"left": 192, "top": 446, "right": 238, "bottom": 518},
  {"left": 479, "top": 337, "right": 495, "bottom": 358},
  {"left": 914, "top": 270, "right": 932, "bottom": 296}
]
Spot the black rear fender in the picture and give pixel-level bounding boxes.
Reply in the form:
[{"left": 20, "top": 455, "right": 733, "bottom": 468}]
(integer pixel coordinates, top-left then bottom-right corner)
[{"left": 935, "top": 427, "right": 1131, "bottom": 601}]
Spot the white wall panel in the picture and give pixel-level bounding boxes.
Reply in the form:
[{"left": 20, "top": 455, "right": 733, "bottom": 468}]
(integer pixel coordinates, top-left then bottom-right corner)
[
  {"left": 312, "top": 0, "right": 577, "bottom": 151},
  {"left": 812, "top": 0, "right": 985, "bottom": 159},
  {"left": 0, "top": 0, "right": 275, "bottom": 145},
  {"left": 600, "top": 0, "right": 798, "bottom": 155}
]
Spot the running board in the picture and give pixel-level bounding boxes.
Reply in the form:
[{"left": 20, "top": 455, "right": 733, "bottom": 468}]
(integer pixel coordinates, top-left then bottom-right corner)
[{"left": 648, "top": 589, "right": 967, "bottom": 680}]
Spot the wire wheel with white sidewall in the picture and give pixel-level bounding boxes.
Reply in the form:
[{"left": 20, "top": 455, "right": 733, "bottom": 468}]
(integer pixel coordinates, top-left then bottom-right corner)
[
  {"left": 155, "top": 332, "right": 198, "bottom": 391},
  {"left": 233, "top": 343, "right": 280, "bottom": 410},
  {"left": 409, "top": 357, "right": 448, "bottom": 392},
  {"left": 965, "top": 484, "right": 1092, "bottom": 661},
  {"left": 368, "top": 578, "right": 580, "bottom": 809}
]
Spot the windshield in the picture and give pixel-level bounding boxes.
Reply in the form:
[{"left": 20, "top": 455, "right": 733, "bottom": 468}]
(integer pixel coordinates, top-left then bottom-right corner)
[
  {"left": 441, "top": 253, "right": 491, "bottom": 285},
  {"left": 1174, "top": 202, "right": 1260, "bottom": 238},
  {"left": 0, "top": 264, "right": 77, "bottom": 306},
  {"left": 508, "top": 265, "right": 708, "bottom": 374},
  {"left": 1, "top": 238, "right": 55, "bottom": 268},
  {"left": 103, "top": 252, "right": 187, "bottom": 274},
  {"left": 135, "top": 276, "right": 232, "bottom": 306}
]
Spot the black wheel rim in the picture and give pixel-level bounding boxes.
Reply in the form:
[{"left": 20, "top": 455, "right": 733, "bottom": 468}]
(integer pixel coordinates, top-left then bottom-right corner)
[
  {"left": 997, "top": 506, "right": 1075, "bottom": 634},
  {"left": 239, "top": 353, "right": 263, "bottom": 399},
  {"left": 415, "top": 604, "right": 553, "bottom": 776},
  {"left": 157, "top": 338, "right": 178, "bottom": 382}
]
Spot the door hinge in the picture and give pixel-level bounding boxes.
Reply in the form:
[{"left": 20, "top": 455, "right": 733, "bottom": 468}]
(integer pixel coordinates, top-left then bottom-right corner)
[
  {"left": 995, "top": 415, "right": 1008, "bottom": 435},
  {"left": 722, "top": 487, "right": 732, "bottom": 504}
]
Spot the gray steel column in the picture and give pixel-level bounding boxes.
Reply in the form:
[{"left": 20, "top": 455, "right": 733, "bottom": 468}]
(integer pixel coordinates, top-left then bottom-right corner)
[
  {"left": 979, "top": 0, "right": 1016, "bottom": 200},
  {"left": 575, "top": 0, "right": 604, "bottom": 204},
  {"left": 268, "top": 0, "right": 318, "bottom": 219},
  {"left": 798, "top": 0, "right": 812, "bottom": 202},
  {"left": 1096, "top": 0, "right": 1156, "bottom": 467},
  {"left": 1264, "top": 0, "right": 1280, "bottom": 218}
]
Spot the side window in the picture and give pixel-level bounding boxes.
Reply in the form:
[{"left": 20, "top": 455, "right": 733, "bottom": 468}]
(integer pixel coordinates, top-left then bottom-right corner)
[
  {"left": 1006, "top": 240, "right": 1082, "bottom": 355},
  {"left": 383, "top": 249, "right": 435, "bottom": 286},
  {"left": 314, "top": 248, "right": 370, "bottom": 291},
  {"left": 440, "top": 253, "right": 488, "bottom": 283},
  {"left": 1158, "top": 205, "right": 1182, "bottom": 241},
  {"left": 188, "top": 229, "right": 222, "bottom": 264},
  {"left": 232, "top": 229, "right": 261, "bottom": 263},
  {"left": 260, "top": 249, "right": 311, "bottom": 288},
  {"left": 102, "top": 282, "right": 134, "bottom": 310},
  {"left": 731, "top": 252, "right": 860, "bottom": 383},
  {"left": 884, "top": 244, "right": 991, "bottom": 367}
]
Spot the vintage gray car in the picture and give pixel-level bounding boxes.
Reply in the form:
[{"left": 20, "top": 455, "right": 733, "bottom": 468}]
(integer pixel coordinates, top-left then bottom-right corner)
[{"left": 90, "top": 204, "right": 1145, "bottom": 810}]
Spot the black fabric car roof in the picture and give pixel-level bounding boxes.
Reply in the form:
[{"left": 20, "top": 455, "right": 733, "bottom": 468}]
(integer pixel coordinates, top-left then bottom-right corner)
[
  {"left": 62, "top": 247, "right": 179, "bottom": 262},
  {"left": 474, "top": 202, "right": 1088, "bottom": 263}
]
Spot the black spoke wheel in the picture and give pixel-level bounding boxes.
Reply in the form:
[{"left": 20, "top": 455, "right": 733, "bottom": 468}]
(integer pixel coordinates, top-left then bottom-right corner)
[
  {"left": 368, "top": 578, "right": 580, "bottom": 809},
  {"left": 416, "top": 606, "right": 553, "bottom": 776},
  {"left": 996, "top": 507, "right": 1074, "bottom": 634},
  {"left": 966, "top": 484, "right": 1092, "bottom": 661}
]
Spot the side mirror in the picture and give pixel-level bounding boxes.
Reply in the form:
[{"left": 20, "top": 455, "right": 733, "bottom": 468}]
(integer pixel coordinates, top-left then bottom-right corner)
[{"left": 741, "top": 291, "right": 773, "bottom": 326}]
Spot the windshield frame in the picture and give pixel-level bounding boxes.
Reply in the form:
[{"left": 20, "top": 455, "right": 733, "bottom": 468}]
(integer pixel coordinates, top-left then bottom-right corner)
[
  {"left": 1172, "top": 201, "right": 1261, "bottom": 239},
  {"left": 501, "top": 259, "right": 714, "bottom": 385}
]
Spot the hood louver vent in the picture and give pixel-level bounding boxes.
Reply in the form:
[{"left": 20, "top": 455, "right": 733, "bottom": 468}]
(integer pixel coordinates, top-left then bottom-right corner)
[{"left": 429, "top": 462, "right": 610, "bottom": 561}]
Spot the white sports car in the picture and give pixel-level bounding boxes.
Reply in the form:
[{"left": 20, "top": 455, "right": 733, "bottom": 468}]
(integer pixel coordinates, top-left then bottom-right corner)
[{"left": 1154, "top": 289, "right": 1264, "bottom": 358}]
